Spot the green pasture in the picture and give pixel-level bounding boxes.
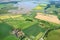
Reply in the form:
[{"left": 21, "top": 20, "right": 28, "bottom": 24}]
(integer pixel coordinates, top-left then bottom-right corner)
[
  {"left": 45, "top": 29, "right": 60, "bottom": 40},
  {"left": 0, "top": 15, "right": 60, "bottom": 40},
  {"left": 0, "top": 16, "right": 39, "bottom": 40},
  {"left": 0, "top": 21, "right": 13, "bottom": 40},
  {"left": 4, "top": 16, "right": 38, "bottom": 29},
  {"left": 23, "top": 23, "right": 45, "bottom": 37},
  {"left": 0, "top": 4, "right": 5, "bottom": 8}
]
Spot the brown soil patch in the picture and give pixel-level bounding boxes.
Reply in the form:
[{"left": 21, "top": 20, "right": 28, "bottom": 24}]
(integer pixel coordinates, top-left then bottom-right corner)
[{"left": 35, "top": 13, "right": 60, "bottom": 24}]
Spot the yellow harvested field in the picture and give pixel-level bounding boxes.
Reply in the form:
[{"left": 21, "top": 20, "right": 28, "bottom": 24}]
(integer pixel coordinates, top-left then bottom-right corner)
[
  {"left": 34, "top": 6, "right": 43, "bottom": 10},
  {"left": 35, "top": 13, "right": 60, "bottom": 24},
  {"left": 0, "top": 15, "right": 22, "bottom": 19}
]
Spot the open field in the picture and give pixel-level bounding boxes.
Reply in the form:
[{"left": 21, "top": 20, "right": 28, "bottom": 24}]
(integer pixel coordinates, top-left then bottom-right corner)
[
  {"left": 35, "top": 13, "right": 60, "bottom": 24},
  {"left": 0, "top": 15, "right": 43, "bottom": 40},
  {"left": 45, "top": 29, "right": 60, "bottom": 40},
  {"left": 0, "top": 14, "right": 60, "bottom": 40},
  {"left": 0, "top": 0, "right": 60, "bottom": 40}
]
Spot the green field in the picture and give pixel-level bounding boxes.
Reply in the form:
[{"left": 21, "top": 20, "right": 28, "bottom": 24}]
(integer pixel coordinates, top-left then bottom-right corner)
[
  {"left": 0, "top": 15, "right": 43, "bottom": 40},
  {"left": 23, "top": 23, "right": 45, "bottom": 36},
  {"left": 0, "top": 15, "right": 60, "bottom": 40},
  {"left": 0, "top": 4, "right": 6, "bottom": 8},
  {"left": 45, "top": 29, "right": 60, "bottom": 40},
  {"left": 0, "top": 1, "right": 60, "bottom": 40}
]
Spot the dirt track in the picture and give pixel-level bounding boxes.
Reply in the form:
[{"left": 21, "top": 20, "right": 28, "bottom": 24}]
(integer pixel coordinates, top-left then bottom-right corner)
[{"left": 35, "top": 13, "right": 60, "bottom": 24}]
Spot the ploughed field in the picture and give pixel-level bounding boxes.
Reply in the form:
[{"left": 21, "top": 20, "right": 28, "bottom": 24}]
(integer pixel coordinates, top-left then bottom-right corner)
[{"left": 0, "top": 15, "right": 60, "bottom": 40}]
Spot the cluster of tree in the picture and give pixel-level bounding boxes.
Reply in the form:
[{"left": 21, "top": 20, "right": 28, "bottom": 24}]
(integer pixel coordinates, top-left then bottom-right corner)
[{"left": 44, "top": 0, "right": 60, "bottom": 15}]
